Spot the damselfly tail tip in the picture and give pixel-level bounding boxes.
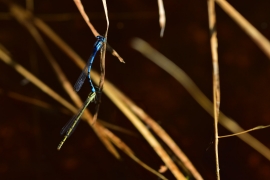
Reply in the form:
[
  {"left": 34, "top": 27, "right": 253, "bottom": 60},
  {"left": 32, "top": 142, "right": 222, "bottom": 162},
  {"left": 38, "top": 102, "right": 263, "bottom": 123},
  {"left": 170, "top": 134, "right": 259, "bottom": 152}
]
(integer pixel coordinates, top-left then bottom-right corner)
[
  {"left": 57, "top": 136, "right": 68, "bottom": 150},
  {"left": 57, "top": 143, "right": 63, "bottom": 151}
]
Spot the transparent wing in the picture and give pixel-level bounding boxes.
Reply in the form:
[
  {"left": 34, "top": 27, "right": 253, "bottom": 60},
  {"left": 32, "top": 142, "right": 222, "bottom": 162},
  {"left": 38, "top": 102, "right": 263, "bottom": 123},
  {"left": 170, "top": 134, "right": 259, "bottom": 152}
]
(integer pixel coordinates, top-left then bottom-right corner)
[
  {"left": 60, "top": 92, "right": 96, "bottom": 137},
  {"left": 73, "top": 58, "right": 91, "bottom": 92},
  {"left": 60, "top": 114, "right": 81, "bottom": 136}
]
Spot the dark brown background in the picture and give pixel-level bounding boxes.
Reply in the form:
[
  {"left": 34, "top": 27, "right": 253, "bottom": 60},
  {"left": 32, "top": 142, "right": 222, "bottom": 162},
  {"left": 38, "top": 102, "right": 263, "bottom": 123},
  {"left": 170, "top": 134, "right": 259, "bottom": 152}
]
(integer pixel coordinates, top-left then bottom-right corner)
[{"left": 0, "top": 0, "right": 270, "bottom": 179}]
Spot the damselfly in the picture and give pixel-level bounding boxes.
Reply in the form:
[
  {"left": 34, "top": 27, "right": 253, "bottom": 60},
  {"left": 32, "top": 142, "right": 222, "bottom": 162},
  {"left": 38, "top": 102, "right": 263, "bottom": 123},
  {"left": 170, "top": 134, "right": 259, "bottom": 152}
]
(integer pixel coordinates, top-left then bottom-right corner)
[
  {"left": 74, "top": 35, "right": 106, "bottom": 93},
  {"left": 57, "top": 92, "right": 96, "bottom": 150}
]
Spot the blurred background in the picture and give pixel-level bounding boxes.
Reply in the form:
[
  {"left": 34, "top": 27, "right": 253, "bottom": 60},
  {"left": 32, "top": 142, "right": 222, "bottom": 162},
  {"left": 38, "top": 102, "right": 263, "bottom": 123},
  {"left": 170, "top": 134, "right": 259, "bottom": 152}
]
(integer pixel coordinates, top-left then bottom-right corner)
[{"left": 0, "top": 0, "right": 270, "bottom": 179}]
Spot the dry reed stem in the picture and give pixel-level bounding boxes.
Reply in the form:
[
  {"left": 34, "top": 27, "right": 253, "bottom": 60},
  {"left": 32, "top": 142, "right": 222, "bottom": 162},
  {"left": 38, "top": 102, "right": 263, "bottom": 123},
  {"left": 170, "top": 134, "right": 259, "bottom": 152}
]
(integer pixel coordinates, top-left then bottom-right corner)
[
  {"left": 104, "top": 128, "right": 168, "bottom": 180},
  {"left": 73, "top": 0, "right": 124, "bottom": 63},
  {"left": 157, "top": 0, "right": 166, "bottom": 37},
  {"left": 215, "top": 0, "right": 270, "bottom": 59},
  {"left": 208, "top": 0, "right": 220, "bottom": 179},
  {"left": 7, "top": 2, "right": 120, "bottom": 158},
  {"left": 131, "top": 38, "right": 270, "bottom": 161},
  {"left": 102, "top": 80, "right": 203, "bottom": 180}
]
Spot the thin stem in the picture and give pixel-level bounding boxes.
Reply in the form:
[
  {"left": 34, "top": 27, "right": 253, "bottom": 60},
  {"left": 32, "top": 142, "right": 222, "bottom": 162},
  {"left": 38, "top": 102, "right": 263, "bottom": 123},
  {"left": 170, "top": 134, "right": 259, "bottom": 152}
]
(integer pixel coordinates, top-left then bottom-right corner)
[
  {"left": 208, "top": 0, "right": 220, "bottom": 179},
  {"left": 219, "top": 125, "right": 270, "bottom": 138},
  {"left": 92, "top": 0, "right": 109, "bottom": 124}
]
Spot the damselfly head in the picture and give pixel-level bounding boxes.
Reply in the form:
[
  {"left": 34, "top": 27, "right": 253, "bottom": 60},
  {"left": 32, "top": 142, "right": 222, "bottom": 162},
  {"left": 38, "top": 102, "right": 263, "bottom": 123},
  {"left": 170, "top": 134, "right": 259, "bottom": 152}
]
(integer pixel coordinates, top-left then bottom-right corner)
[{"left": 96, "top": 35, "right": 106, "bottom": 42}]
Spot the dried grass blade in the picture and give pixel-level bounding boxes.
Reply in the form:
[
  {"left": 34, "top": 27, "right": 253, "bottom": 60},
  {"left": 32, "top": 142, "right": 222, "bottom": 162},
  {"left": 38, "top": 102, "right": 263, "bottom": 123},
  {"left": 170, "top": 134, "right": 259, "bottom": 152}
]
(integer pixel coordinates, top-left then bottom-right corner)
[
  {"left": 157, "top": 0, "right": 166, "bottom": 37},
  {"left": 215, "top": 0, "right": 270, "bottom": 59},
  {"left": 131, "top": 37, "right": 270, "bottom": 161}
]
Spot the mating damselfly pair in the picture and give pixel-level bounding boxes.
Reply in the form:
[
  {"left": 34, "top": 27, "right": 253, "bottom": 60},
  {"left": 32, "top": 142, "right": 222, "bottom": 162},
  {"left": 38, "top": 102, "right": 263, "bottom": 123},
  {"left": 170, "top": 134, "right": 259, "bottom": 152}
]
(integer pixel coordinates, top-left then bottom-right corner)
[{"left": 57, "top": 36, "right": 105, "bottom": 150}]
